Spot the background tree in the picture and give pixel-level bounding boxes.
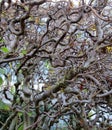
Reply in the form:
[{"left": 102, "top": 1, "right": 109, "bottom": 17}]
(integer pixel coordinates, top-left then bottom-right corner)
[{"left": 0, "top": 0, "right": 112, "bottom": 130}]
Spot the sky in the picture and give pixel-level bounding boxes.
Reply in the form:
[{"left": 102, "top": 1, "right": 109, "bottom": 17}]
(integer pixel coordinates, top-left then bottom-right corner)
[{"left": 52, "top": 0, "right": 90, "bottom": 6}]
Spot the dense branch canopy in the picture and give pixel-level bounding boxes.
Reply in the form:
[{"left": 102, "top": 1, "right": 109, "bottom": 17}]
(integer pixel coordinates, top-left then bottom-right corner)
[{"left": 0, "top": 0, "right": 112, "bottom": 130}]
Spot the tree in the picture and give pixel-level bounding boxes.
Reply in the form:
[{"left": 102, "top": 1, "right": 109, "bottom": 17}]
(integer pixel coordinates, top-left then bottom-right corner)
[{"left": 0, "top": 0, "right": 112, "bottom": 130}]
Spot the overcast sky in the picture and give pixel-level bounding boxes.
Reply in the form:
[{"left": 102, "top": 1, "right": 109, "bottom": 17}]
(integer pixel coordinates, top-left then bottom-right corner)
[{"left": 52, "top": 0, "right": 90, "bottom": 6}]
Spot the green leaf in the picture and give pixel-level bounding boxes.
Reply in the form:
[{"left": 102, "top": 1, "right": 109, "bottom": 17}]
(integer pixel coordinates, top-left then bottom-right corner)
[
  {"left": 0, "top": 68, "right": 5, "bottom": 75},
  {"left": 77, "top": 33, "right": 82, "bottom": 38},
  {"left": 21, "top": 49, "right": 27, "bottom": 55},
  {"left": 11, "top": 86, "right": 15, "bottom": 93},
  {"left": 0, "top": 38, "right": 4, "bottom": 43},
  {"left": 88, "top": 110, "right": 95, "bottom": 118},
  {"left": 25, "top": 6, "right": 29, "bottom": 11},
  {"left": 18, "top": 112, "right": 23, "bottom": 117},
  {"left": 18, "top": 123, "right": 23, "bottom": 130},
  {"left": 0, "top": 46, "right": 10, "bottom": 53},
  {"left": 27, "top": 111, "right": 36, "bottom": 117},
  {"left": 0, "top": 100, "right": 10, "bottom": 110},
  {"left": 83, "top": 88, "right": 88, "bottom": 92},
  {"left": 0, "top": 76, "right": 3, "bottom": 85},
  {"left": 16, "top": 63, "right": 21, "bottom": 68},
  {"left": 44, "top": 60, "right": 51, "bottom": 69},
  {"left": 27, "top": 112, "right": 32, "bottom": 117},
  {"left": 88, "top": 111, "right": 93, "bottom": 117}
]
